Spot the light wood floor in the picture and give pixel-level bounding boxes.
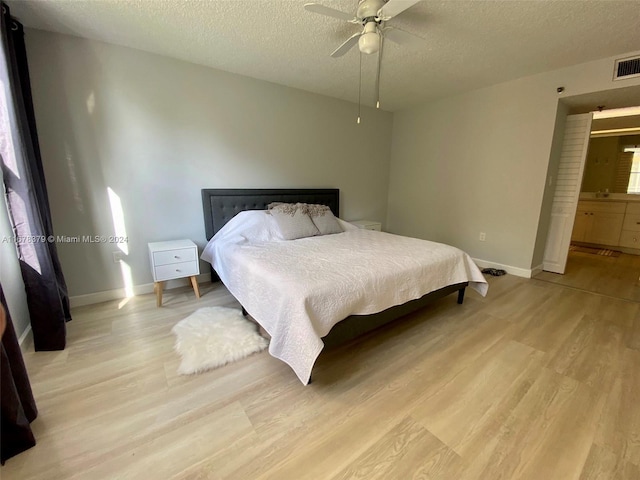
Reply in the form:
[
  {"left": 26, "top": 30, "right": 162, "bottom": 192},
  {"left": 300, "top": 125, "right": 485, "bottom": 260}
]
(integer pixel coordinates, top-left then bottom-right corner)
[
  {"left": 3, "top": 275, "right": 640, "bottom": 479},
  {"left": 535, "top": 250, "right": 640, "bottom": 302}
]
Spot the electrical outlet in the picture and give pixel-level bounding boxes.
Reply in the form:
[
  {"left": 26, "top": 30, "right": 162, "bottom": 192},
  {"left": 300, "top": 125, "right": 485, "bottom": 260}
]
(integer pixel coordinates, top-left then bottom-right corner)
[
  {"left": 113, "top": 251, "right": 124, "bottom": 263},
  {"left": 479, "top": 232, "right": 486, "bottom": 241}
]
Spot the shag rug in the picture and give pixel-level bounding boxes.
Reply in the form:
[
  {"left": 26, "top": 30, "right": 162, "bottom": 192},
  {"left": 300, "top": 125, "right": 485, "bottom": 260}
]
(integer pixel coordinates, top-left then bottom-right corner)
[{"left": 172, "top": 306, "right": 269, "bottom": 375}]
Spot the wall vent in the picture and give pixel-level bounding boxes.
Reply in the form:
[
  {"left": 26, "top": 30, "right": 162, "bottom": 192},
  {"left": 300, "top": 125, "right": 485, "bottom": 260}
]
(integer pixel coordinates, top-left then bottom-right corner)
[{"left": 614, "top": 55, "right": 640, "bottom": 81}]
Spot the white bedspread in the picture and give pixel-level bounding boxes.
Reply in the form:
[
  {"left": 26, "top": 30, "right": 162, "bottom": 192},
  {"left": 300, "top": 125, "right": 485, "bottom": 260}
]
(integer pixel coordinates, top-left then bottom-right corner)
[{"left": 202, "top": 211, "right": 488, "bottom": 385}]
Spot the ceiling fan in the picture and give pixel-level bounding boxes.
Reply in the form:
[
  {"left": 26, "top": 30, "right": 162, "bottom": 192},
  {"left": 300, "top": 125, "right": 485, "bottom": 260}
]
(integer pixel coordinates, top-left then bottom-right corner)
[{"left": 304, "top": 0, "right": 423, "bottom": 120}]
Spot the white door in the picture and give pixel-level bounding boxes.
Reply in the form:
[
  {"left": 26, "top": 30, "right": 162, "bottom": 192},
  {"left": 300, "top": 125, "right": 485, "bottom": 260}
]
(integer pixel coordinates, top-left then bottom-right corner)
[{"left": 542, "top": 113, "right": 593, "bottom": 274}]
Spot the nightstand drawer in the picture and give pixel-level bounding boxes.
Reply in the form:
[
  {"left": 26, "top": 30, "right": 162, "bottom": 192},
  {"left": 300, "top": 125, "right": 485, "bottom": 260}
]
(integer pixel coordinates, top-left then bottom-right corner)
[
  {"left": 148, "top": 239, "right": 201, "bottom": 306},
  {"left": 153, "top": 248, "right": 197, "bottom": 266},
  {"left": 154, "top": 261, "right": 199, "bottom": 281}
]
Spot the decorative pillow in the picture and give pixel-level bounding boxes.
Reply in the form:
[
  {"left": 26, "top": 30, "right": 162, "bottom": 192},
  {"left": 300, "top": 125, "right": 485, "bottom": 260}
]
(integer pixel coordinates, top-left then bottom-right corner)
[
  {"left": 267, "top": 203, "right": 319, "bottom": 240},
  {"left": 303, "top": 203, "right": 343, "bottom": 235}
]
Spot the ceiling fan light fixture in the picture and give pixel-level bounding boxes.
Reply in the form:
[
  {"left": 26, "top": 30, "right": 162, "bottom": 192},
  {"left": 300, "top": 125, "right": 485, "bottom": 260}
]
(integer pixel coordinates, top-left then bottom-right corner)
[
  {"left": 358, "top": 22, "right": 380, "bottom": 54},
  {"left": 359, "top": 32, "right": 379, "bottom": 54}
]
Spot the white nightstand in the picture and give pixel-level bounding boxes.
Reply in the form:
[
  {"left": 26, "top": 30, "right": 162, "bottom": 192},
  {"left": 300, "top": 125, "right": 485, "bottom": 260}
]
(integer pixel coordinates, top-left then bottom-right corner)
[
  {"left": 148, "top": 239, "right": 200, "bottom": 307},
  {"left": 351, "top": 220, "right": 382, "bottom": 231}
]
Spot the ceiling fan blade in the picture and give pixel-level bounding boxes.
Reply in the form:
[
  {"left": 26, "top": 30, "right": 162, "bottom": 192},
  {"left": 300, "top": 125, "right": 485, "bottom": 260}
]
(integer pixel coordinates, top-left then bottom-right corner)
[
  {"left": 331, "top": 32, "right": 362, "bottom": 58},
  {"left": 382, "top": 26, "right": 423, "bottom": 46},
  {"left": 377, "top": 0, "right": 421, "bottom": 20},
  {"left": 304, "top": 3, "right": 357, "bottom": 23}
]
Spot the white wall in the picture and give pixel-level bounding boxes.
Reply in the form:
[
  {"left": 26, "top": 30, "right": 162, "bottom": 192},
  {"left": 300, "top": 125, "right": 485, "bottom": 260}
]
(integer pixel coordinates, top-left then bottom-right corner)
[
  {"left": 24, "top": 30, "right": 394, "bottom": 298},
  {"left": 388, "top": 50, "right": 640, "bottom": 274}
]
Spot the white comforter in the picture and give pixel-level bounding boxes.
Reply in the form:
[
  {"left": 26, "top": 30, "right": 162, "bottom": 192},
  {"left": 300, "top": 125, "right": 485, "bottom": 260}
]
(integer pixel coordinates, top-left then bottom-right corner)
[{"left": 201, "top": 211, "right": 488, "bottom": 385}]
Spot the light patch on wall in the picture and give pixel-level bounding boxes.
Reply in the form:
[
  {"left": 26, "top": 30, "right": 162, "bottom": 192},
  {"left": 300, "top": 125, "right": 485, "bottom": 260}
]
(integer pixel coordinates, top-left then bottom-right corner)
[
  {"left": 107, "top": 187, "right": 128, "bottom": 255},
  {"left": 65, "top": 143, "right": 84, "bottom": 213},
  {"left": 118, "top": 260, "right": 134, "bottom": 308},
  {"left": 86, "top": 91, "right": 95, "bottom": 115},
  {"left": 107, "top": 187, "right": 133, "bottom": 305}
]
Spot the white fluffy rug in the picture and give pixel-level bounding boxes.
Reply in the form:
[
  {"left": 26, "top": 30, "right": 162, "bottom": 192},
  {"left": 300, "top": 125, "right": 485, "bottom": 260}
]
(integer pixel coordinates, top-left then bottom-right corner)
[{"left": 172, "top": 306, "right": 269, "bottom": 375}]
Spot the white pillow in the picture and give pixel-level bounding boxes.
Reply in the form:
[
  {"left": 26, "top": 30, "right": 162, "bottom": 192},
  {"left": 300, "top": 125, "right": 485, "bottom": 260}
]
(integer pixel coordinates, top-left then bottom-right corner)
[
  {"left": 268, "top": 203, "right": 319, "bottom": 240},
  {"left": 303, "top": 203, "right": 343, "bottom": 235}
]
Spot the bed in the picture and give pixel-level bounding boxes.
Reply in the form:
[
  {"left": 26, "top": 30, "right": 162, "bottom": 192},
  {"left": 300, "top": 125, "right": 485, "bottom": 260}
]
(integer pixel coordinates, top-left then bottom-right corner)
[{"left": 201, "top": 188, "right": 488, "bottom": 384}]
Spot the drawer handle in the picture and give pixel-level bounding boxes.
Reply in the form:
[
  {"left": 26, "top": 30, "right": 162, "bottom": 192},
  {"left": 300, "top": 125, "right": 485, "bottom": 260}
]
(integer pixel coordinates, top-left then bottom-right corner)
[
  {"left": 174, "top": 255, "right": 180, "bottom": 259},
  {"left": 175, "top": 269, "right": 181, "bottom": 272}
]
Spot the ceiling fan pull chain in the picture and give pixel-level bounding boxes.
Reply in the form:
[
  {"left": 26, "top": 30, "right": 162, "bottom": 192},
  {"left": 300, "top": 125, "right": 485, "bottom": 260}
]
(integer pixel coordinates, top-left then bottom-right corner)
[
  {"left": 357, "top": 51, "right": 362, "bottom": 124},
  {"left": 376, "top": 34, "right": 384, "bottom": 109}
]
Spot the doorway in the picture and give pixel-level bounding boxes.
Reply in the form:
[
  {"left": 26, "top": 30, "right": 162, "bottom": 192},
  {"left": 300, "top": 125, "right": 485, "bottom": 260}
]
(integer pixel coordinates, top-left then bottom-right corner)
[{"left": 536, "top": 101, "right": 640, "bottom": 301}]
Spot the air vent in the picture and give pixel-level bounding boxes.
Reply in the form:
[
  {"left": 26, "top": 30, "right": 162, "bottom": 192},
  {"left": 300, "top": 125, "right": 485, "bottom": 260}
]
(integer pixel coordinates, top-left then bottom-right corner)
[{"left": 614, "top": 55, "right": 640, "bottom": 81}]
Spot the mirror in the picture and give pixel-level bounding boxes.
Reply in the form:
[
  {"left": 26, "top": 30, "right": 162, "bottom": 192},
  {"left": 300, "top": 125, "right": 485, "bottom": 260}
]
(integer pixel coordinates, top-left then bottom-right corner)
[{"left": 581, "top": 134, "right": 640, "bottom": 194}]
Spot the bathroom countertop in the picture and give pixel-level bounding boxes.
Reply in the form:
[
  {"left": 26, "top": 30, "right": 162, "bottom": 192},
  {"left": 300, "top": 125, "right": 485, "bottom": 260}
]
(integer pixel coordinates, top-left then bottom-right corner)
[{"left": 579, "top": 193, "right": 640, "bottom": 202}]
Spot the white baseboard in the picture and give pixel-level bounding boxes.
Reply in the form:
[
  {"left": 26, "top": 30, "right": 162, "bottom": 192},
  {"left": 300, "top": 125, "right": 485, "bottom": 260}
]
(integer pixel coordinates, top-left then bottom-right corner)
[
  {"left": 472, "top": 258, "right": 535, "bottom": 279},
  {"left": 18, "top": 324, "right": 33, "bottom": 351},
  {"left": 530, "top": 263, "right": 544, "bottom": 277},
  {"left": 70, "top": 272, "right": 212, "bottom": 308}
]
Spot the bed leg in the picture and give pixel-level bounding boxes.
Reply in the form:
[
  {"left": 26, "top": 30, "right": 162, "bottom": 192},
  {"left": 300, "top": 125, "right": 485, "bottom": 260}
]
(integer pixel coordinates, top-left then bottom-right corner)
[
  {"left": 241, "top": 306, "right": 247, "bottom": 316},
  {"left": 457, "top": 287, "right": 466, "bottom": 304}
]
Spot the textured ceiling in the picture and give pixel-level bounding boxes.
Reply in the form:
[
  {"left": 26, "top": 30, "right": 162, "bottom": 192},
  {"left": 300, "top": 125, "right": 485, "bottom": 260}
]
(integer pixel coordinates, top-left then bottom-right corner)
[{"left": 6, "top": 0, "right": 640, "bottom": 111}]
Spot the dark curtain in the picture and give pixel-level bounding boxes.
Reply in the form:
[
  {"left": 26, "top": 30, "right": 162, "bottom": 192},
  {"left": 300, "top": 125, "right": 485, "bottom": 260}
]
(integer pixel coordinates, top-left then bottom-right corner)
[
  {"left": 0, "top": 283, "right": 38, "bottom": 464},
  {"left": 1, "top": 2, "right": 71, "bottom": 351}
]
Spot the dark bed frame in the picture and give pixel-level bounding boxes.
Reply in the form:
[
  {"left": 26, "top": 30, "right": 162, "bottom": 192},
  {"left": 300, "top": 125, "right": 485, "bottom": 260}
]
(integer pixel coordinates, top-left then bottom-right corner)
[{"left": 201, "top": 188, "right": 468, "bottom": 350}]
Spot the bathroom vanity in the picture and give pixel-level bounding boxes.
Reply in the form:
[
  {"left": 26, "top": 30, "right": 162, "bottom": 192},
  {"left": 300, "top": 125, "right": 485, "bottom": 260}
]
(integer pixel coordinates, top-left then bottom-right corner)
[{"left": 573, "top": 194, "right": 640, "bottom": 252}]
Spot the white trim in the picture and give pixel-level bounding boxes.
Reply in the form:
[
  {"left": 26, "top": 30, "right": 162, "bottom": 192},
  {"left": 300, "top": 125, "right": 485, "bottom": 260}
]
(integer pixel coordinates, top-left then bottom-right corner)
[
  {"left": 18, "top": 324, "right": 32, "bottom": 350},
  {"left": 472, "top": 258, "right": 534, "bottom": 279},
  {"left": 70, "top": 272, "right": 211, "bottom": 308},
  {"left": 530, "top": 264, "right": 544, "bottom": 277},
  {"left": 592, "top": 106, "right": 640, "bottom": 119}
]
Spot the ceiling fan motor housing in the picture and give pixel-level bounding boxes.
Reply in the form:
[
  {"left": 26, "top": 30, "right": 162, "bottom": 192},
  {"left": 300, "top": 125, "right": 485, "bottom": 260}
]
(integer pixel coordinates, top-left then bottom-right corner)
[{"left": 357, "top": 0, "right": 386, "bottom": 20}]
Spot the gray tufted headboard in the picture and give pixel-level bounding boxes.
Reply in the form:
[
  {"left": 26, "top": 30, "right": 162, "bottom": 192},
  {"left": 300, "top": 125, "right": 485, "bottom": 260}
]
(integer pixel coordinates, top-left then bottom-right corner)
[{"left": 201, "top": 188, "right": 340, "bottom": 240}]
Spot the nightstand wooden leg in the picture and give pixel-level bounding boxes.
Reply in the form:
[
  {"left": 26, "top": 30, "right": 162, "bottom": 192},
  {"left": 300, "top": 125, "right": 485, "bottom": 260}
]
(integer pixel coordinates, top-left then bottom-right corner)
[
  {"left": 155, "top": 281, "right": 165, "bottom": 307},
  {"left": 190, "top": 276, "right": 201, "bottom": 299}
]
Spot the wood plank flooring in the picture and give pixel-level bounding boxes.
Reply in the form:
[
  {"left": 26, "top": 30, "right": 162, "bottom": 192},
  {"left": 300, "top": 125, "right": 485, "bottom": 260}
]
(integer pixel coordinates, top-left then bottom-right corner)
[
  {"left": 535, "top": 250, "right": 640, "bottom": 302},
  {"left": 3, "top": 274, "right": 640, "bottom": 479}
]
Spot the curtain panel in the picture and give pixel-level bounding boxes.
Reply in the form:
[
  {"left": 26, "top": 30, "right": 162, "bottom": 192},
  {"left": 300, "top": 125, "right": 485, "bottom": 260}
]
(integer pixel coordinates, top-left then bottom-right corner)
[
  {"left": 0, "top": 2, "right": 71, "bottom": 351},
  {"left": 0, "top": 283, "right": 38, "bottom": 464}
]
